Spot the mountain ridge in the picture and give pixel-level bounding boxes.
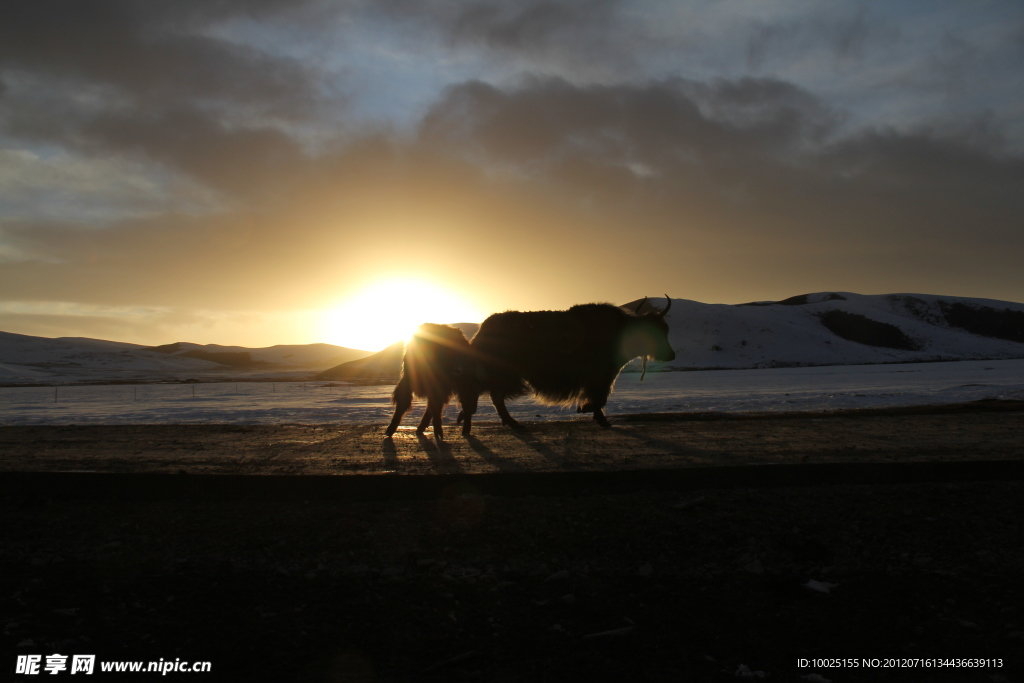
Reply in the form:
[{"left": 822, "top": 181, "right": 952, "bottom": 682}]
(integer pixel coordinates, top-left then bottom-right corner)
[{"left": 4, "top": 292, "right": 1024, "bottom": 384}]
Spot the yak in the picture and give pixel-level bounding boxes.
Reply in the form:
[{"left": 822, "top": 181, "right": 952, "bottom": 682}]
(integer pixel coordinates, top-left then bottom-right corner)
[
  {"left": 458, "top": 296, "right": 675, "bottom": 435},
  {"left": 384, "top": 323, "right": 474, "bottom": 441}
]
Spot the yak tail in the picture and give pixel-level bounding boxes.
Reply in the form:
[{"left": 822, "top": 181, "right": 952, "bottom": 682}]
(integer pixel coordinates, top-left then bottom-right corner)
[{"left": 391, "top": 372, "right": 412, "bottom": 407}]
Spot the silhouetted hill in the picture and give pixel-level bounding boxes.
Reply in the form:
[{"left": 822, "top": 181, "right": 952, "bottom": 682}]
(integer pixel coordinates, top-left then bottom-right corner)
[
  {"left": 317, "top": 342, "right": 405, "bottom": 380},
  {"left": 145, "top": 342, "right": 367, "bottom": 369},
  {"left": 0, "top": 333, "right": 370, "bottom": 384},
  {"left": 316, "top": 323, "right": 481, "bottom": 381}
]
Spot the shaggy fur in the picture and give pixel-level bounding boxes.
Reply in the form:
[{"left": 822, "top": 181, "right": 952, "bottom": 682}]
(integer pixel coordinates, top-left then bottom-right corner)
[
  {"left": 460, "top": 298, "right": 674, "bottom": 434},
  {"left": 385, "top": 323, "right": 473, "bottom": 441}
]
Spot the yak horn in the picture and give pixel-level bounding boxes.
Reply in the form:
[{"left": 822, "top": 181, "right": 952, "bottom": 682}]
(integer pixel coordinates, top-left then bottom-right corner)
[
  {"left": 636, "top": 296, "right": 648, "bottom": 314},
  {"left": 659, "top": 295, "right": 672, "bottom": 317}
]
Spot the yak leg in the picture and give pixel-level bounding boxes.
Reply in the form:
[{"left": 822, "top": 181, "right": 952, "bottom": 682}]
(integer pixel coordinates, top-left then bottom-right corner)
[
  {"left": 459, "top": 391, "right": 478, "bottom": 436},
  {"left": 491, "top": 393, "right": 524, "bottom": 430},
  {"left": 385, "top": 407, "right": 409, "bottom": 436},
  {"left": 385, "top": 377, "right": 413, "bottom": 437},
  {"left": 416, "top": 396, "right": 445, "bottom": 440},
  {"left": 455, "top": 399, "right": 474, "bottom": 428},
  {"left": 430, "top": 400, "right": 445, "bottom": 440},
  {"left": 582, "top": 380, "right": 615, "bottom": 429},
  {"left": 416, "top": 409, "right": 432, "bottom": 434}
]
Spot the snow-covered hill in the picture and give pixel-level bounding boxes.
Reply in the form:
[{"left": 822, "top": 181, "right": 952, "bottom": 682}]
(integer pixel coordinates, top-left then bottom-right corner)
[
  {"left": 629, "top": 292, "right": 1024, "bottom": 372},
  {"left": 0, "top": 332, "right": 369, "bottom": 385}
]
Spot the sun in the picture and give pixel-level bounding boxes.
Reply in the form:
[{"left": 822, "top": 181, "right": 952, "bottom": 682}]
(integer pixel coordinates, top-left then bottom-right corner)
[{"left": 320, "top": 278, "right": 484, "bottom": 351}]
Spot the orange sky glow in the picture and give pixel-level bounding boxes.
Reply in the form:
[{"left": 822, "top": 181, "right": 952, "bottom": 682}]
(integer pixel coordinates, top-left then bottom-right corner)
[{"left": 2, "top": 2, "right": 1023, "bottom": 349}]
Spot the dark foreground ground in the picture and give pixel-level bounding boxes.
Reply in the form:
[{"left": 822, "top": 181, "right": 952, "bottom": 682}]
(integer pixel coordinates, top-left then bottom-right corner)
[{"left": 2, "top": 402, "right": 1023, "bottom": 681}]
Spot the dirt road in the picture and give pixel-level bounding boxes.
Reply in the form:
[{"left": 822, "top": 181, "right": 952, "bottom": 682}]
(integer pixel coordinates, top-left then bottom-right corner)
[
  {"left": 2, "top": 401, "right": 1022, "bottom": 477},
  {"left": 3, "top": 401, "right": 1023, "bottom": 681}
]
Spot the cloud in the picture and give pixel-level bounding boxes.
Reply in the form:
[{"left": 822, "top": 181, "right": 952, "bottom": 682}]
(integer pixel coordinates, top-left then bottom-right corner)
[
  {"left": 5, "top": 71, "right": 1022, "bottom": 321},
  {"left": 0, "top": 147, "right": 219, "bottom": 226},
  {"left": 445, "top": 0, "right": 626, "bottom": 65},
  {"left": 0, "top": 0, "right": 338, "bottom": 206},
  {"left": 419, "top": 76, "right": 1024, "bottom": 291},
  {"left": 744, "top": 7, "right": 902, "bottom": 72},
  {"left": 419, "top": 76, "right": 839, "bottom": 184},
  {"left": 2, "top": 3, "right": 1024, "bottom": 346},
  {"left": 379, "top": 0, "right": 625, "bottom": 51},
  {"left": 368, "top": 0, "right": 640, "bottom": 80},
  {"left": 0, "top": 0, "right": 322, "bottom": 112}
]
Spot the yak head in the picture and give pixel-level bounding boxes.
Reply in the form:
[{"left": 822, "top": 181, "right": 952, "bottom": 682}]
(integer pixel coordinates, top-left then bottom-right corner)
[
  {"left": 404, "top": 323, "right": 472, "bottom": 386},
  {"left": 620, "top": 295, "right": 676, "bottom": 370}
]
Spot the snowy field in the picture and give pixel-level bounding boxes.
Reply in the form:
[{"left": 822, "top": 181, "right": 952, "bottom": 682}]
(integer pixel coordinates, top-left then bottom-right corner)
[{"left": 2, "top": 359, "right": 1024, "bottom": 426}]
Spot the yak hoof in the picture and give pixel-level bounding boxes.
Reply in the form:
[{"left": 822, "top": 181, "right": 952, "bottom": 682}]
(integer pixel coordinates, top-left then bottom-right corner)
[{"left": 594, "top": 412, "right": 612, "bottom": 428}]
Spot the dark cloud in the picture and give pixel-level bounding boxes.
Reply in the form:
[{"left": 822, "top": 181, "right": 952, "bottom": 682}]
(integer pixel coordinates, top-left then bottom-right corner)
[
  {"left": 374, "top": 0, "right": 635, "bottom": 73},
  {"left": 86, "top": 106, "right": 310, "bottom": 199},
  {"left": 928, "top": 32, "right": 984, "bottom": 95},
  {"left": 420, "top": 76, "right": 1024, "bottom": 286},
  {"left": 0, "top": 0, "right": 335, "bottom": 204},
  {"left": 1, "top": 91, "right": 313, "bottom": 200},
  {"left": 832, "top": 8, "right": 873, "bottom": 60},
  {"left": 377, "top": 0, "right": 623, "bottom": 47},
  {"left": 0, "top": 0, "right": 322, "bottom": 112},
  {"left": 744, "top": 9, "right": 901, "bottom": 71},
  {"left": 5, "top": 64, "right": 1023, "bottom": 310},
  {"left": 445, "top": 0, "right": 621, "bottom": 50},
  {"left": 420, "top": 76, "right": 838, "bottom": 179}
]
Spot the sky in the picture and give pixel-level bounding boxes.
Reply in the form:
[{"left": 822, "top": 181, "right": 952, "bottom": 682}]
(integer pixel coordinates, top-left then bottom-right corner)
[{"left": 1, "top": 0, "right": 1023, "bottom": 350}]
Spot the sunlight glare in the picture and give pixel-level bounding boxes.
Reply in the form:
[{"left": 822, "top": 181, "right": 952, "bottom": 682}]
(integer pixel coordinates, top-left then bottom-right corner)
[{"left": 321, "top": 278, "right": 483, "bottom": 351}]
